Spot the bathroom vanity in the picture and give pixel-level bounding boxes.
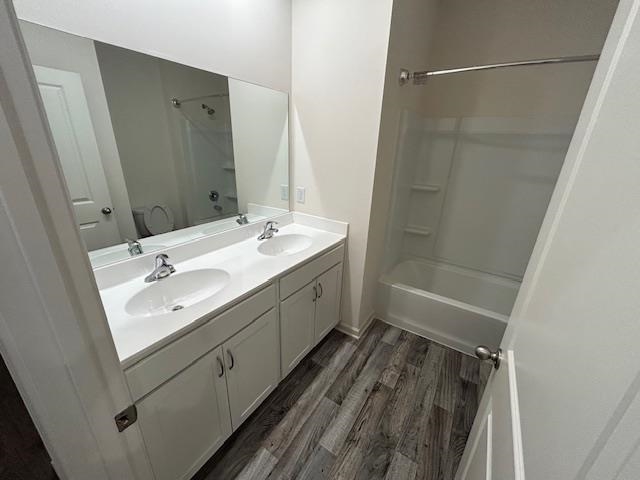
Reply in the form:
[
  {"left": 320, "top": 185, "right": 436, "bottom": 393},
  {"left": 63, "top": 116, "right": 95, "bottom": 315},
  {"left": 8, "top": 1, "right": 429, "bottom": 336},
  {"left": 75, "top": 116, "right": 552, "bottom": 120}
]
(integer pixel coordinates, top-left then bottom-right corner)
[
  {"left": 18, "top": 18, "right": 347, "bottom": 480},
  {"left": 94, "top": 213, "right": 347, "bottom": 480}
]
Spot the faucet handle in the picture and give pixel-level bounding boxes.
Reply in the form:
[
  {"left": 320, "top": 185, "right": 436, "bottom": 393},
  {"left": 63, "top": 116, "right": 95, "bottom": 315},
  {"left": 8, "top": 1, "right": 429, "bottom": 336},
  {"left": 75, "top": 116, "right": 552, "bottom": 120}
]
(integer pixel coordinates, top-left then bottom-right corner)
[{"left": 155, "top": 253, "right": 169, "bottom": 266}]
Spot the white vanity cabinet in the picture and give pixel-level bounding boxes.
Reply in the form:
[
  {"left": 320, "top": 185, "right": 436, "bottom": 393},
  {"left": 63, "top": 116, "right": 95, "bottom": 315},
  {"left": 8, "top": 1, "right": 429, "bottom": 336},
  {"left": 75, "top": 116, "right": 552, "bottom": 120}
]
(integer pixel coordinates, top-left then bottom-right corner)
[
  {"left": 122, "top": 241, "right": 345, "bottom": 480},
  {"left": 279, "top": 246, "right": 344, "bottom": 376},
  {"left": 125, "top": 285, "right": 277, "bottom": 479},
  {"left": 280, "top": 282, "right": 317, "bottom": 376},
  {"left": 314, "top": 263, "right": 343, "bottom": 341},
  {"left": 223, "top": 308, "right": 279, "bottom": 429},
  {"left": 136, "top": 346, "right": 232, "bottom": 480}
]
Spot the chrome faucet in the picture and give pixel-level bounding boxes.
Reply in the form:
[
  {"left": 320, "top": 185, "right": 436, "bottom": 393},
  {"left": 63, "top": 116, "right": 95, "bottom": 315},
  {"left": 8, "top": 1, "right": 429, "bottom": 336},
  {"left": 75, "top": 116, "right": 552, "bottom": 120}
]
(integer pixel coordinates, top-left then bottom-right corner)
[
  {"left": 144, "top": 254, "right": 176, "bottom": 283},
  {"left": 126, "top": 238, "right": 143, "bottom": 256},
  {"left": 236, "top": 213, "right": 249, "bottom": 225},
  {"left": 258, "top": 221, "right": 279, "bottom": 241}
]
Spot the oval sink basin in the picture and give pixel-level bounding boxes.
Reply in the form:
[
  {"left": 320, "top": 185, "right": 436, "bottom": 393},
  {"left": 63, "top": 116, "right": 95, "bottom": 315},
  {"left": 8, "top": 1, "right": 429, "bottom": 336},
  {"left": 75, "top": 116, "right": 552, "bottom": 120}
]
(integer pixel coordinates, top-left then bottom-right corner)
[
  {"left": 125, "top": 268, "right": 230, "bottom": 317},
  {"left": 258, "top": 234, "right": 313, "bottom": 257}
]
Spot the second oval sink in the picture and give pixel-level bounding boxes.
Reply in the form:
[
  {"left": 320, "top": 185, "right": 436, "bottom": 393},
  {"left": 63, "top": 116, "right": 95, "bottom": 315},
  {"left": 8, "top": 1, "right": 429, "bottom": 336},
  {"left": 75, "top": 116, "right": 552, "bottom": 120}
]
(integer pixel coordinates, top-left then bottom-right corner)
[
  {"left": 258, "top": 234, "right": 313, "bottom": 257},
  {"left": 125, "top": 268, "right": 230, "bottom": 317}
]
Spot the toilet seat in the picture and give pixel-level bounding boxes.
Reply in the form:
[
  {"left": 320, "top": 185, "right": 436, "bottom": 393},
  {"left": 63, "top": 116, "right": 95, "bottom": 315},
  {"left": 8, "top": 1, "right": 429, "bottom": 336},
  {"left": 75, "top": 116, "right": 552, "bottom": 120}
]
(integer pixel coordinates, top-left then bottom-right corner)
[{"left": 142, "top": 204, "right": 174, "bottom": 235}]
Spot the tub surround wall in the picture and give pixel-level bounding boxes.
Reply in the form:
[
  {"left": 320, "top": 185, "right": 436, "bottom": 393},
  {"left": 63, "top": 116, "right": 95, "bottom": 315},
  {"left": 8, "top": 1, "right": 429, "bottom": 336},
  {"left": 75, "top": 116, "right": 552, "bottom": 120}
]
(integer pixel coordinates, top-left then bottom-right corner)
[
  {"left": 386, "top": 113, "right": 573, "bottom": 280},
  {"left": 368, "top": 0, "right": 618, "bottom": 355},
  {"left": 365, "top": 0, "right": 618, "bottom": 330}
]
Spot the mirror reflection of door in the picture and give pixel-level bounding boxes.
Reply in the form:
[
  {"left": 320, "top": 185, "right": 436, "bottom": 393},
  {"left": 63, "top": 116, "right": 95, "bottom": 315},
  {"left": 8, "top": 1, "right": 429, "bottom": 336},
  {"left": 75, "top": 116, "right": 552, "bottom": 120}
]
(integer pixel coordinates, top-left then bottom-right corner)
[{"left": 34, "top": 65, "right": 121, "bottom": 250}]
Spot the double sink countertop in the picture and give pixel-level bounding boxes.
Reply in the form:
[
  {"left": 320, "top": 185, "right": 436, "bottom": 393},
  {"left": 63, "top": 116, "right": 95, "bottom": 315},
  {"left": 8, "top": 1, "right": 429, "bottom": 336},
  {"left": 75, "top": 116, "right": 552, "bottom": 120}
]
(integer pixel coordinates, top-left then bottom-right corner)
[{"left": 94, "top": 213, "right": 347, "bottom": 368}]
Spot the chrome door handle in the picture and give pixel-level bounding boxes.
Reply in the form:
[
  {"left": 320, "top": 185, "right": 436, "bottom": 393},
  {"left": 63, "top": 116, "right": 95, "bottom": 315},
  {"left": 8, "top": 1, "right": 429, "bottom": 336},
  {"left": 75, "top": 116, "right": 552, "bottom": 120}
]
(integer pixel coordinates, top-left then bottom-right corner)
[
  {"left": 216, "top": 356, "right": 224, "bottom": 377},
  {"left": 312, "top": 286, "right": 317, "bottom": 302},
  {"left": 317, "top": 282, "right": 323, "bottom": 299},
  {"left": 475, "top": 345, "right": 502, "bottom": 369},
  {"left": 227, "top": 350, "right": 235, "bottom": 370},
  {"left": 101, "top": 207, "right": 112, "bottom": 215}
]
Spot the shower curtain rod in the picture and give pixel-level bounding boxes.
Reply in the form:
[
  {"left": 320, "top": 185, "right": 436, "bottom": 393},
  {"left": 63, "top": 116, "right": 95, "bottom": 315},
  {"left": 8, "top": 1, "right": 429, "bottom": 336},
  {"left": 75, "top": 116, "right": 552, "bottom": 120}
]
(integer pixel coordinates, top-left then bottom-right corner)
[
  {"left": 170, "top": 92, "right": 229, "bottom": 108},
  {"left": 398, "top": 54, "right": 599, "bottom": 86}
]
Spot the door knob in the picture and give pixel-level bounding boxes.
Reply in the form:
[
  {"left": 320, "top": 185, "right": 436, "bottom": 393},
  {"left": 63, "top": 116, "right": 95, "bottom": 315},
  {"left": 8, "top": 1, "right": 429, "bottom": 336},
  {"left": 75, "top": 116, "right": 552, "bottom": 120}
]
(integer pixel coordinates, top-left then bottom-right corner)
[
  {"left": 475, "top": 345, "right": 502, "bottom": 369},
  {"left": 101, "top": 207, "right": 112, "bottom": 215}
]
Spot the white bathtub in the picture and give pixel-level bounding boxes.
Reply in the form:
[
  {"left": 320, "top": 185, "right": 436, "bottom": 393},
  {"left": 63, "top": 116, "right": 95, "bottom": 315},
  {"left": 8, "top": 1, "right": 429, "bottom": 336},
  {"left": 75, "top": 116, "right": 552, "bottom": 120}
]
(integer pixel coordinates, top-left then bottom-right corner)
[{"left": 377, "top": 259, "right": 520, "bottom": 354}]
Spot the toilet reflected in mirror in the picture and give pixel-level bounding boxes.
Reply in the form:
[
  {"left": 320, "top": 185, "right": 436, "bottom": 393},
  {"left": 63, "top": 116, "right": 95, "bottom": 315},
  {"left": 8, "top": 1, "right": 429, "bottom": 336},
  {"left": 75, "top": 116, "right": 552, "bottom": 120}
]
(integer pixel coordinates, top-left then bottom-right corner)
[{"left": 133, "top": 205, "right": 175, "bottom": 237}]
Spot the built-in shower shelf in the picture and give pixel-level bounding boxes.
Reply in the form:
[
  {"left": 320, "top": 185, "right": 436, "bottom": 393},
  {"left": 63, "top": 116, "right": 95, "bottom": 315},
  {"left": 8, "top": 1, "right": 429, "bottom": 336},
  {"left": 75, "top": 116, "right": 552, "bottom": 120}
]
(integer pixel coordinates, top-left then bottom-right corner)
[
  {"left": 411, "top": 184, "right": 440, "bottom": 193},
  {"left": 404, "top": 226, "right": 432, "bottom": 237}
]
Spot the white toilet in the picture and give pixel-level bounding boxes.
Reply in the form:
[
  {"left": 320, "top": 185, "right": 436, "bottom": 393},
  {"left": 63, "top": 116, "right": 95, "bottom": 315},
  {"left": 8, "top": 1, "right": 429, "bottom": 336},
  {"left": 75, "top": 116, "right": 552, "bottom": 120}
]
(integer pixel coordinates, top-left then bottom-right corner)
[{"left": 132, "top": 204, "right": 175, "bottom": 237}]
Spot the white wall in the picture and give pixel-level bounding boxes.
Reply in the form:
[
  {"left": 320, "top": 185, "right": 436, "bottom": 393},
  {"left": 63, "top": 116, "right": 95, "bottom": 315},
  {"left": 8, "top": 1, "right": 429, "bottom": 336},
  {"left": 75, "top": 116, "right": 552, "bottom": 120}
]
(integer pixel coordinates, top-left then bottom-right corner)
[
  {"left": 360, "top": 0, "right": 440, "bottom": 329},
  {"left": 19, "top": 21, "right": 137, "bottom": 241},
  {"left": 291, "top": 0, "right": 394, "bottom": 334},
  {"left": 13, "top": 0, "right": 291, "bottom": 92},
  {"left": 229, "top": 78, "right": 289, "bottom": 213}
]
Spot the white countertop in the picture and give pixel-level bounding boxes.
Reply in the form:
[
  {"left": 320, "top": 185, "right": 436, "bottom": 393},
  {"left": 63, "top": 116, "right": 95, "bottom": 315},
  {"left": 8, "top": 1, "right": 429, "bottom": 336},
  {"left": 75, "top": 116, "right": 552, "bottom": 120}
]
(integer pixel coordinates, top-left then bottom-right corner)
[{"left": 98, "top": 219, "right": 346, "bottom": 368}]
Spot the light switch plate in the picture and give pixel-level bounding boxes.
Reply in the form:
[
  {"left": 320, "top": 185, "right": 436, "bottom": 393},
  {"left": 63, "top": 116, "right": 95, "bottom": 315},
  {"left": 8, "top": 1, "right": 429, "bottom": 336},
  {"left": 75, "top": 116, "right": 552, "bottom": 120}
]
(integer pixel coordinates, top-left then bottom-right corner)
[
  {"left": 280, "top": 185, "right": 289, "bottom": 201},
  {"left": 295, "top": 187, "right": 306, "bottom": 204}
]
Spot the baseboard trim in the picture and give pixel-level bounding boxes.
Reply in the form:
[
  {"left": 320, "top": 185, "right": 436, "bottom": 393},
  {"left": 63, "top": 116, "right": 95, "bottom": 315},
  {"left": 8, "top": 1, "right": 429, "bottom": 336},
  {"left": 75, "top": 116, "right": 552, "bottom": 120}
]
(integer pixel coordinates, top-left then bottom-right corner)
[{"left": 335, "top": 311, "right": 376, "bottom": 340}]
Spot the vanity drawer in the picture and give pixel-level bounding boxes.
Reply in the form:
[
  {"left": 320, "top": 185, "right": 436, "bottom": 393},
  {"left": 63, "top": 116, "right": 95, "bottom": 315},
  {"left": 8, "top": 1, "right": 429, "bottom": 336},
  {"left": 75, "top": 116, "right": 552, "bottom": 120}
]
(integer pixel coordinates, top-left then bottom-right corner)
[
  {"left": 126, "top": 285, "right": 276, "bottom": 401},
  {"left": 279, "top": 244, "right": 345, "bottom": 300}
]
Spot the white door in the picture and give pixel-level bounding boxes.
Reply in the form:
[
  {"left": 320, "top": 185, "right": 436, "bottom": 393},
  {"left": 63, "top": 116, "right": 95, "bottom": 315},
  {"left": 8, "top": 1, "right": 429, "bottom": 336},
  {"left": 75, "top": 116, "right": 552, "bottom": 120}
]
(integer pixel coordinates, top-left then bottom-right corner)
[
  {"left": 224, "top": 309, "right": 280, "bottom": 430},
  {"left": 136, "top": 346, "right": 232, "bottom": 480},
  {"left": 315, "top": 263, "right": 342, "bottom": 341},
  {"left": 280, "top": 282, "right": 316, "bottom": 376},
  {"left": 33, "top": 65, "right": 121, "bottom": 250},
  {"left": 457, "top": 1, "right": 640, "bottom": 478}
]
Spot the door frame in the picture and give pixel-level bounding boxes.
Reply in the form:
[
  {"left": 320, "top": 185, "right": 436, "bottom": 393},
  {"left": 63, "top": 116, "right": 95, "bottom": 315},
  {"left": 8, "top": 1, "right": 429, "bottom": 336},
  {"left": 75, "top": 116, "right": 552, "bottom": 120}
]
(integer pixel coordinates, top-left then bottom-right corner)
[
  {"left": 456, "top": 0, "right": 639, "bottom": 477},
  {"left": 0, "top": 2, "right": 153, "bottom": 479}
]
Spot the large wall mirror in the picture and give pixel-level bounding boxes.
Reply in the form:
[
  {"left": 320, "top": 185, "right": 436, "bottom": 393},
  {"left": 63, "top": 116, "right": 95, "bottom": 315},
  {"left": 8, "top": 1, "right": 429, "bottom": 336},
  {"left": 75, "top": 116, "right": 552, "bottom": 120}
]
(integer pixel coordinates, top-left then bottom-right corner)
[{"left": 19, "top": 21, "right": 289, "bottom": 268}]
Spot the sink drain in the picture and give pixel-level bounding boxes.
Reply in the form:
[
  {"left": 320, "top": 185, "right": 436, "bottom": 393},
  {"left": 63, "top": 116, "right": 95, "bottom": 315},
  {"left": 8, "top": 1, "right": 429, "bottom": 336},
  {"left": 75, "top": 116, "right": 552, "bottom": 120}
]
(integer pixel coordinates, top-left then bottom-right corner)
[{"left": 171, "top": 305, "right": 184, "bottom": 311}]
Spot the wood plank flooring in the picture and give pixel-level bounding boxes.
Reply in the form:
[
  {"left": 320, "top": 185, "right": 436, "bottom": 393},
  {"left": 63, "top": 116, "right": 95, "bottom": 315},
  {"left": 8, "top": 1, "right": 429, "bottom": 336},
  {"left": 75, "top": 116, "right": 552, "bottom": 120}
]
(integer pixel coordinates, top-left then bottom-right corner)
[{"left": 194, "top": 320, "right": 489, "bottom": 480}]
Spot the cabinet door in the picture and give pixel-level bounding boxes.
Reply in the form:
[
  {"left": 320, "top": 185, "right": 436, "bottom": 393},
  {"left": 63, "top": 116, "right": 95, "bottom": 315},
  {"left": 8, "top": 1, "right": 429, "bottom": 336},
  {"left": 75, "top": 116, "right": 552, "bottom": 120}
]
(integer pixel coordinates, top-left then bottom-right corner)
[
  {"left": 136, "top": 347, "right": 232, "bottom": 480},
  {"left": 224, "top": 309, "right": 279, "bottom": 430},
  {"left": 280, "top": 282, "right": 316, "bottom": 376},
  {"left": 315, "top": 263, "right": 342, "bottom": 342}
]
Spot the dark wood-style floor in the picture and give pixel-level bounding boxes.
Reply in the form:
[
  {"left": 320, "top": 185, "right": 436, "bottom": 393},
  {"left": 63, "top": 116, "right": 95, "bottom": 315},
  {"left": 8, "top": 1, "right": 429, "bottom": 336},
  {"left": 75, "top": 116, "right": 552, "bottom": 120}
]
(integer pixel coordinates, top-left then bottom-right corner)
[
  {"left": 194, "top": 320, "right": 490, "bottom": 480},
  {"left": 0, "top": 353, "right": 58, "bottom": 480}
]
